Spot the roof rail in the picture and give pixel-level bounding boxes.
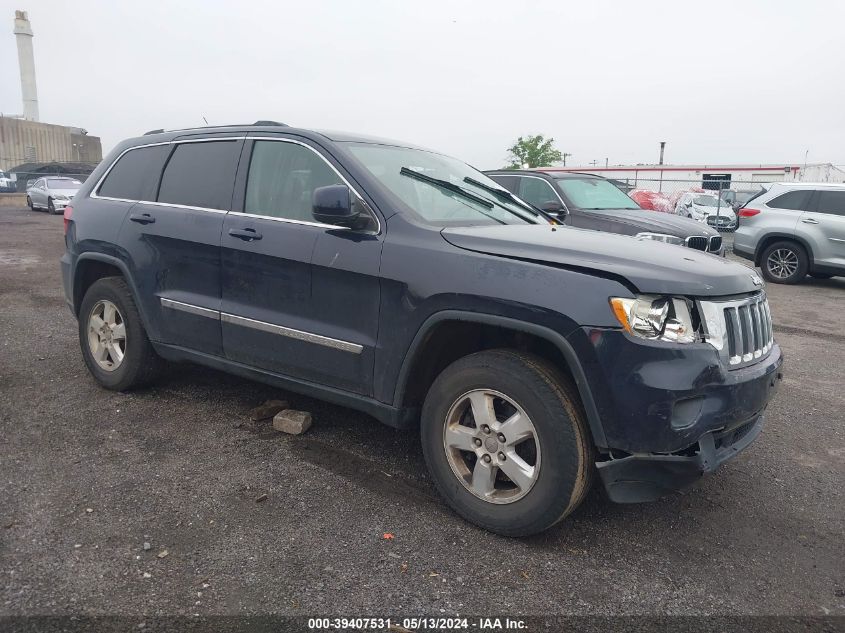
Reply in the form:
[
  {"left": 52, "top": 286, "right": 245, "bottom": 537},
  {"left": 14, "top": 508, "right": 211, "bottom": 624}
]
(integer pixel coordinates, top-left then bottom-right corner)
[{"left": 142, "top": 121, "right": 288, "bottom": 136}]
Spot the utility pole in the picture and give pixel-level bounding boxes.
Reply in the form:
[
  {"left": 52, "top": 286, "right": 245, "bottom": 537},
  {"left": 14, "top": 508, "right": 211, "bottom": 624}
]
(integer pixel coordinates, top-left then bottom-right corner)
[
  {"left": 562, "top": 152, "right": 572, "bottom": 166},
  {"left": 658, "top": 141, "right": 666, "bottom": 165},
  {"left": 605, "top": 158, "right": 609, "bottom": 168}
]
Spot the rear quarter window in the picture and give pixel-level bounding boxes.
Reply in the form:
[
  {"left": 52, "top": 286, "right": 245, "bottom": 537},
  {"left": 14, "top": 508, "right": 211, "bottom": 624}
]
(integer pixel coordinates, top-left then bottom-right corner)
[
  {"left": 97, "top": 145, "right": 169, "bottom": 201},
  {"left": 766, "top": 190, "right": 812, "bottom": 211},
  {"left": 816, "top": 190, "right": 845, "bottom": 216},
  {"left": 157, "top": 140, "right": 241, "bottom": 210}
]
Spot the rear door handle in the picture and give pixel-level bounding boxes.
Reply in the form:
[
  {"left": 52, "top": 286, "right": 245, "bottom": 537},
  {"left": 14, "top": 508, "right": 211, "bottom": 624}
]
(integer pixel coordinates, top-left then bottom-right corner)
[
  {"left": 129, "top": 213, "right": 155, "bottom": 224},
  {"left": 801, "top": 218, "right": 820, "bottom": 224},
  {"left": 228, "top": 227, "right": 263, "bottom": 241}
]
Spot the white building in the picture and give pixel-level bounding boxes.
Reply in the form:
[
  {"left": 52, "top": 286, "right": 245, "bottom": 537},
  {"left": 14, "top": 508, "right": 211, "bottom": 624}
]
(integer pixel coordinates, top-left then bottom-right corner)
[{"left": 544, "top": 163, "right": 845, "bottom": 190}]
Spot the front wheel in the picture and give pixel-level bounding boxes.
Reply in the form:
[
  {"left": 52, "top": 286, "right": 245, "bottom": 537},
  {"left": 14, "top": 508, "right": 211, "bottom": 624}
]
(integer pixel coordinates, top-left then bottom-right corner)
[
  {"left": 47, "top": 198, "right": 57, "bottom": 215},
  {"left": 421, "top": 350, "right": 594, "bottom": 537},
  {"left": 26, "top": 196, "right": 34, "bottom": 210},
  {"left": 78, "top": 277, "right": 163, "bottom": 391},
  {"left": 760, "top": 240, "right": 808, "bottom": 284}
]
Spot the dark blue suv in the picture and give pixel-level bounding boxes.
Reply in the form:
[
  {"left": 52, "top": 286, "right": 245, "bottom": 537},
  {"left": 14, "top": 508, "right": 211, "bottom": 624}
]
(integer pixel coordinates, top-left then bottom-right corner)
[{"left": 61, "top": 123, "right": 783, "bottom": 536}]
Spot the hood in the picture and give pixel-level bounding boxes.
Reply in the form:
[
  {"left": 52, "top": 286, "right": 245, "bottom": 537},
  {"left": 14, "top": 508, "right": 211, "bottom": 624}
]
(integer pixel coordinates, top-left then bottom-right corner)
[
  {"left": 441, "top": 224, "right": 761, "bottom": 297},
  {"left": 579, "top": 207, "right": 718, "bottom": 237}
]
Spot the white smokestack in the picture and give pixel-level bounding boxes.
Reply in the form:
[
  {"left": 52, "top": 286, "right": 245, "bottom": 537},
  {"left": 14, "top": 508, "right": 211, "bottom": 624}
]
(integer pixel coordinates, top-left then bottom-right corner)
[{"left": 14, "top": 10, "right": 39, "bottom": 122}]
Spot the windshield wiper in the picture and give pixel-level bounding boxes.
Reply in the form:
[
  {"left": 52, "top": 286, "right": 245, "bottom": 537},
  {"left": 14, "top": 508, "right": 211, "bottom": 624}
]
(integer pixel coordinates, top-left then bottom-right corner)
[
  {"left": 399, "top": 167, "right": 508, "bottom": 225},
  {"left": 462, "top": 177, "right": 550, "bottom": 223},
  {"left": 400, "top": 167, "right": 493, "bottom": 208}
]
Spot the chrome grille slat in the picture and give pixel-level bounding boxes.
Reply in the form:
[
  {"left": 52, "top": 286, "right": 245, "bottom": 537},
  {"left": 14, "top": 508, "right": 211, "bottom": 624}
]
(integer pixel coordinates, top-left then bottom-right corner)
[{"left": 751, "top": 302, "right": 763, "bottom": 358}]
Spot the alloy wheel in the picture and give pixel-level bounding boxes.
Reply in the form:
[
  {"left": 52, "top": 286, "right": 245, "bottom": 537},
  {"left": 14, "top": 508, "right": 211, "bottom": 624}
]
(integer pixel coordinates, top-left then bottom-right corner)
[
  {"left": 442, "top": 389, "right": 541, "bottom": 504},
  {"left": 87, "top": 300, "right": 127, "bottom": 371},
  {"left": 766, "top": 248, "right": 799, "bottom": 279}
]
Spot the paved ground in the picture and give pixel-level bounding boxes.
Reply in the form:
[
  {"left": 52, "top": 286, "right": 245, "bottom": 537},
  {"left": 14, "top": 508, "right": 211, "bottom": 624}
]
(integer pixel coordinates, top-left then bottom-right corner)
[{"left": 1, "top": 207, "right": 843, "bottom": 618}]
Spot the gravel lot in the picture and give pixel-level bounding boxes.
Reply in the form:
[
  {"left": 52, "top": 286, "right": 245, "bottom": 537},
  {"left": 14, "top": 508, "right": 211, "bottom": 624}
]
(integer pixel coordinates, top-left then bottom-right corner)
[{"left": 1, "top": 206, "right": 843, "bottom": 620}]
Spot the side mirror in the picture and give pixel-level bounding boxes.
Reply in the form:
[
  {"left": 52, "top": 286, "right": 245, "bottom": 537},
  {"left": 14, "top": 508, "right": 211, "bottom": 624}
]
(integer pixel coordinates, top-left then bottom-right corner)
[
  {"left": 312, "top": 184, "right": 360, "bottom": 228},
  {"left": 541, "top": 200, "right": 567, "bottom": 218}
]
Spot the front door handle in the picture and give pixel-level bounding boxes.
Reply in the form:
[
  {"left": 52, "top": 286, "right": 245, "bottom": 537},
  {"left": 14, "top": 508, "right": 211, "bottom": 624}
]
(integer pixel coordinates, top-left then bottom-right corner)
[
  {"left": 129, "top": 213, "right": 155, "bottom": 224},
  {"left": 801, "top": 218, "right": 820, "bottom": 224},
  {"left": 228, "top": 227, "right": 263, "bottom": 241}
]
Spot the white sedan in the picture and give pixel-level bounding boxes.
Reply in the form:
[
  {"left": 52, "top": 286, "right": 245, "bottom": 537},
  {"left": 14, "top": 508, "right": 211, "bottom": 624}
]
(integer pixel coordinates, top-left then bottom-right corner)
[
  {"left": 26, "top": 177, "right": 83, "bottom": 214},
  {"left": 675, "top": 192, "right": 737, "bottom": 231}
]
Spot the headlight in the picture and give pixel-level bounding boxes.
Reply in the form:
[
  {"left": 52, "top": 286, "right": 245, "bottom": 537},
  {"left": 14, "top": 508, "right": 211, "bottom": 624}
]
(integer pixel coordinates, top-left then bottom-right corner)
[
  {"left": 610, "top": 295, "right": 698, "bottom": 343},
  {"left": 635, "top": 232, "right": 684, "bottom": 246},
  {"left": 54, "top": 194, "right": 69, "bottom": 200}
]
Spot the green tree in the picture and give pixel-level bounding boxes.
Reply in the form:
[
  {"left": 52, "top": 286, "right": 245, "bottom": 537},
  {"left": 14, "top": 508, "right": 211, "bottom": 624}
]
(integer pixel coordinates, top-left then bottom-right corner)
[{"left": 506, "top": 134, "right": 564, "bottom": 168}]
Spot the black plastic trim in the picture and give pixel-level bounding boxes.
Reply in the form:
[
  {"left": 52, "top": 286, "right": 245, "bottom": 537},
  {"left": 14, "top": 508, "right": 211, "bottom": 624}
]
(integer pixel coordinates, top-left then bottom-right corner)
[{"left": 392, "top": 310, "right": 608, "bottom": 448}]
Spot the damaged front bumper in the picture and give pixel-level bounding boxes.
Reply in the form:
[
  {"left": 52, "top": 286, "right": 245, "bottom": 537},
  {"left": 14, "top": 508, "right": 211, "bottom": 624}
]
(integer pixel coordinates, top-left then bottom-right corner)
[{"left": 596, "top": 413, "right": 765, "bottom": 503}]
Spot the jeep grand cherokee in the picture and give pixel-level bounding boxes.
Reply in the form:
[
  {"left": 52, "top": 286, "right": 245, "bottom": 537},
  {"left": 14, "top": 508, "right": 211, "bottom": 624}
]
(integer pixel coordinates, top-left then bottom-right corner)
[{"left": 61, "top": 123, "right": 783, "bottom": 536}]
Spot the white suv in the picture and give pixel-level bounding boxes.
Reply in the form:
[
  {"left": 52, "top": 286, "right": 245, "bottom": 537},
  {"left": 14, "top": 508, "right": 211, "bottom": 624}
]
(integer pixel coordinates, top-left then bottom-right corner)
[{"left": 733, "top": 182, "right": 845, "bottom": 284}]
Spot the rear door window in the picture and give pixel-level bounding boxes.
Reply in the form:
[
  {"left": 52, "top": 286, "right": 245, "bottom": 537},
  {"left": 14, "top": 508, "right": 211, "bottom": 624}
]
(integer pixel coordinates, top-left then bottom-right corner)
[
  {"left": 489, "top": 174, "right": 520, "bottom": 194},
  {"left": 158, "top": 140, "right": 241, "bottom": 210},
  {"left": 815, "top": 191, "right": 845, "bottom": 217},
  {"left": 97, "top": 145, "right": 169, "bottom": 201},
  {"left": 766, "top": 190, "right": 813, "bottom": 211}
]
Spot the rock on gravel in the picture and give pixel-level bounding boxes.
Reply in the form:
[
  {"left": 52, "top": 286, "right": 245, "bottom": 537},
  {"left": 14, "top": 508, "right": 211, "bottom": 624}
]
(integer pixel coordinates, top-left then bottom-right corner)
[{"left": 273, "top": 409, "right": 312, "bottom": 435}]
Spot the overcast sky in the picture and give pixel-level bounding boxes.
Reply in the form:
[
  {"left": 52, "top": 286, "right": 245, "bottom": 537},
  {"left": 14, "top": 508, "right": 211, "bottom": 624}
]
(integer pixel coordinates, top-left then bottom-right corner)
[{"left": 1, "top": 0, "right": 843, "bottom": 168}]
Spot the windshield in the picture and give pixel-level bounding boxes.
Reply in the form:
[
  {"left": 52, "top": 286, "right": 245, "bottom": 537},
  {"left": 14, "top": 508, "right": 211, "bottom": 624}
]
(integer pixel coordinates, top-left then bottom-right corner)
[
  {"left": 344, "top": 143, "right": 537, "bottom": 226},
  {"left": 555, "top": 177, "right": 640, "bottom": 210},
  {"left": 693, "top": 195, "right": 722, "bottom": 207},
  {"left": 48, "top": 179, "right": 81, "bottom": 189}
]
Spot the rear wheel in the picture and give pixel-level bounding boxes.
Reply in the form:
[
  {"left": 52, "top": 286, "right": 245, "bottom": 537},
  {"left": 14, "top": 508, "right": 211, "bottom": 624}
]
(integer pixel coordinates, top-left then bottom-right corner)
[
  {"left": 760, "top": 240, "right": 808, "bottom": 284},
  {"left": 421, "top": 349, "right": 594, "bottom": 537},
  {"left": 78, "top": 277, "right": 162, "bottom": 391}
]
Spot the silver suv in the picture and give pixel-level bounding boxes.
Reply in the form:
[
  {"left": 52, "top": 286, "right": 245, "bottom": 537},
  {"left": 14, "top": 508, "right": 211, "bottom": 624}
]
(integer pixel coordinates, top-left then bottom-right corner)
[{"left": 733, "top": 182, "right": 845, "bottom": 284}]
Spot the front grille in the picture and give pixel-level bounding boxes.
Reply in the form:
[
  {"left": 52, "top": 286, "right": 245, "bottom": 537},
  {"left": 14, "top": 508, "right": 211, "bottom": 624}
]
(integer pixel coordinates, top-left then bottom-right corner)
[
  {"left": 686, "top": 236, "right": 708, "bottom": 251},
  {"left": 709, "top": 235, "right": 722, "bottom": 252},
  {"left": 722, "top": 294, "right": 773, "bottom": 367},
  {"left": 707, "top": 216, "right": 731, "bottom": 226}
]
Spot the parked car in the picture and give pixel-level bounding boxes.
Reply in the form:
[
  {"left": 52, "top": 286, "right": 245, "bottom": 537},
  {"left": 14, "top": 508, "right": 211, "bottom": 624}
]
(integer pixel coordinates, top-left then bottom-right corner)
[
  {"left": 61, "top": 123, "right": 782, "bottom": 536},
  {"left": 485, "top": 170, "right": 724, "bottom": 255},
  {"left": 674, "top": 192, "right": 738, "bottom": 231},
  {"left": 0, "top": 170, "right": 15, "bottom": 193},
  {"left": 27, "top": 176, "right": 83, "bottom": 214},
  {"left": 733, "top": 182, "right": 845, "bottom": 284}
]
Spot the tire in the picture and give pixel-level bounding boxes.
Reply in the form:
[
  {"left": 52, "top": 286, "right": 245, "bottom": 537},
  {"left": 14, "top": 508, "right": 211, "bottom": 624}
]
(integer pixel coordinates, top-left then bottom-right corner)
[
  {"left": 760, "top": 240, "right": 808, "bottom": 284},
  {"left": 421, "top": 349, "right": 594, "bottom": 537},
  {"left": 78, "top": 277, "right": 162, "bottom": 391},
  {"left": 47, "top": 198, "right": 57, "bottom": 215},
  {"left": 809, "top": 272, "right": 833, "bottom": 280},
  {"left": 26, "top": 196, "right": 34, "bottom": 210}
]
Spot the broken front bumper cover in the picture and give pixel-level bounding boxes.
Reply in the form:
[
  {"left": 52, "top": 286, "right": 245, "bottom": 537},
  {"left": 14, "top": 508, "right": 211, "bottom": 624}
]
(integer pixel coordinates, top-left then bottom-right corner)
[{"left": 596, "top": 414, "right": 764, "bottom": 503}]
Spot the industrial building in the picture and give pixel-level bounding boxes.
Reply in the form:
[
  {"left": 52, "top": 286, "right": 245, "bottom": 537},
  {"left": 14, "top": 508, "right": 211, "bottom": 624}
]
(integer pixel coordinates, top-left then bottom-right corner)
[{"left": 0, "top": 11, "right": 102, "bottom": 183}]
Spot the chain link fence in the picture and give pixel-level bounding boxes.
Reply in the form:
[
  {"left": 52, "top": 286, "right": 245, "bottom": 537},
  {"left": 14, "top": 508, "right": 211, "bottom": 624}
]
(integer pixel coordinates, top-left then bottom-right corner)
[
  {"left": 613, "top": 177, "right": 768, "bottom": 232},
  {"left": 0, "top": 152, "right": 96, "bottom": 193}
]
